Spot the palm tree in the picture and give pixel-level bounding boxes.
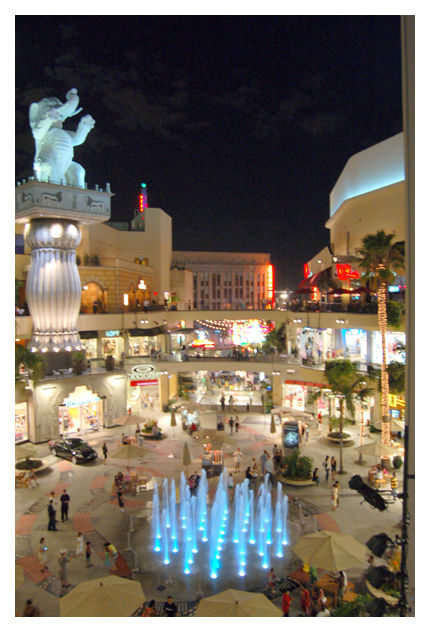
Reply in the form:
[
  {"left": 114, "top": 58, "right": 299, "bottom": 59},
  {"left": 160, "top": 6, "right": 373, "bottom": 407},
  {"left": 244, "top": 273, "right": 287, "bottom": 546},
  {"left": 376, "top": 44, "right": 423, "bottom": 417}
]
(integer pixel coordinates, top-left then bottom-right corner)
[
  {"left": 324, "top": 360, "right": 371, "bottom": 473},
  {"left": 355, "top": 231, "right": 404, "bottom": 445}
]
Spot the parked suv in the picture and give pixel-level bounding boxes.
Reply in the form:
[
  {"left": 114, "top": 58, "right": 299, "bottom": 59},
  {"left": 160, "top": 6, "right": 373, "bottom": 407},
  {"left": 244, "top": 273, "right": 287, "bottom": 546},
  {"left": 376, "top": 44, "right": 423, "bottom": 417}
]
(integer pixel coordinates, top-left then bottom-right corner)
[{"left": 48, "top": 437, "right": 98, "bottom": 464}]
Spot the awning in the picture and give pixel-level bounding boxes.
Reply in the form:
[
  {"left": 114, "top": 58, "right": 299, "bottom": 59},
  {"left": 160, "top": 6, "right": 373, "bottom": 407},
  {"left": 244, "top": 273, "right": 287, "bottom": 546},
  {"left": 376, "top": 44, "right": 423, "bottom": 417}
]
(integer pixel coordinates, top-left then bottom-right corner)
[
  {"left": 128, "top": 325, "right": 167, "bottom": 337},
  {"left": 295, "top": 268, "right": 330, "bottom": 292}
]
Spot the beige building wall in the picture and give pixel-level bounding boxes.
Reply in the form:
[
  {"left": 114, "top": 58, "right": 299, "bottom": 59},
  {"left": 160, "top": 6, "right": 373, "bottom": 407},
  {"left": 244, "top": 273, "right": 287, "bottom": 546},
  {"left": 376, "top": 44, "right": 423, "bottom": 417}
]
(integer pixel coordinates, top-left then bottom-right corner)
[{"left": 170, "top": 268, "right": 194, "bottom": 308}]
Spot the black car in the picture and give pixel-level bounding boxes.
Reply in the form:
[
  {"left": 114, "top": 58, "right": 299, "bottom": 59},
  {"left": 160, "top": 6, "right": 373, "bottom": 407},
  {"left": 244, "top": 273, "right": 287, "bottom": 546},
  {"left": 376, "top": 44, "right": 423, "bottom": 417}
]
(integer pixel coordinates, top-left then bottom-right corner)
[{"left": 48, "top": 437, "right": 98, "bottom": 464}]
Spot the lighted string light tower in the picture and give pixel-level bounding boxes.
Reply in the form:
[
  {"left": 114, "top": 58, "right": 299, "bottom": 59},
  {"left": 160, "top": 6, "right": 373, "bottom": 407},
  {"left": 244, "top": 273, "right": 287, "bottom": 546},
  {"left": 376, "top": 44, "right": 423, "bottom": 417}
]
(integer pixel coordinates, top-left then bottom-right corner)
[{"left": 15, "top": 88, "right": 112, "bottom": 367}]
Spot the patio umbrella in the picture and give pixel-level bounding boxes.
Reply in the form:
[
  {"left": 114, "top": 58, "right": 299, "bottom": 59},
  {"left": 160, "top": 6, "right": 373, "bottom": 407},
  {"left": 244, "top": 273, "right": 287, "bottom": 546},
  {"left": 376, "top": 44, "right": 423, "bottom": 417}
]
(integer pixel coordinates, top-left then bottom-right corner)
[
  {"left": 293, "top": 530, "right": 367, "bottom": 572},
  {"left": 373, "top": 418, "right": 405, "bottom": 433},
  {"left": 170, "top": 410, "right": 177, "bottom": 427},
  {"left": 113, "top": 414, "right": 147, "bottom": 427},
  {"left": 356, "top": 441, "right": 400, "bottom": 458},
  {"left": 173, "top": 400, "right": 207, "bottom": 413},
  {"left": 59, "top": 575, "right": 145, "bottom": 617},
  {"left": 15, "top": 565, "right": 25, "bottom": 589},
  {"left": 109, "top": 444, "right": 147, "bottom": 460},
  {"left": 195, "top": 589, "right": 282, "bottom": 617}
]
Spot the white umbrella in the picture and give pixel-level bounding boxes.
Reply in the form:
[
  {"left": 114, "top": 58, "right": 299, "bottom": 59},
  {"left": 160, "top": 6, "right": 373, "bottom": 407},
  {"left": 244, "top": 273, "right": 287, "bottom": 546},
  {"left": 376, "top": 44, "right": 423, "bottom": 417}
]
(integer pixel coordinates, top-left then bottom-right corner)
[
  {"left": 293, "top": 530, "right": 368, "bottom": 572},
  {"left": 195, "top": 589, "right": 282, "bottom": 617}
]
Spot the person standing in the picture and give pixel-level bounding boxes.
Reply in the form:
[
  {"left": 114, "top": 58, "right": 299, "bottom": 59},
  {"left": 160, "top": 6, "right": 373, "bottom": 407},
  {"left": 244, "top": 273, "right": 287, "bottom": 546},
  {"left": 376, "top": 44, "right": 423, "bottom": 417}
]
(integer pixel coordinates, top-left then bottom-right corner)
[
  {"left": 265, "top": 456, "right": 274, "bottom": 484},
  {"left": 318, "top": 411, "right": 323, "bottom": 435},
  {"left": 334, "top": 480, "right": 341, "bottom": 507},
  {"left": 233, "top": 448, "right": 243, "bottom": 473},
  {"left": 142, "top": 599, "right": 156, "bottom": 616},
  {"left": 338, "top": 570, "right": 348, "bottom": 600},
  {"left": 331, "top": 483, "right": 339, "bottom": 511},
  {"left": 85, "top": 541, "right": 93, "bottom": 567},
  {"left": 76, "top": 532, "right": 84, "bottom": 557},
  {"left": 391, "top": 472, "right": 398, "bottom": 499},
  {"left": 228, "top": 472, "right": 234, "bottom": 498},
  {"left": 323, "top": 456, "right": 330, "bottom": 482},
  {"left": 116, "top": 483, "right": 125, "bottom": 513},
  {"left": 104, "top": 542, "right": 118, "bottom": 571},
  {"left": 163, "top": 596, "right": 178, "bottom": 616},
  {"left": 235, "top": 415, "right": 239, "bottom": 433},
  {"left": 38, "top": 537, "right": 48, "bottom": 571},
  {"left": 260, "top": 451, "right": 268, "bottom": 477},
  {"left": 47, "top": 500, "right": 57, "bottom": 531},
  {"left": 102, "top": 442, "right": 108, "bottom": 464},
  {"left": 282, "top": 590, "right": 292, "bottom": 616},
  {"left": 229, "top": 395, "right": 234, "bottom": 411},
  {"left": 312, "top": 468, "right": 320, "bottom": 485},
  {"left": 305, "top": 423, "right": 310, "bottom": 442},
  {"left": 300, "top": 587, "right": 310, "bottom": 615},
  {"left": 22, "top": 599, "right": 42, "bottom": 616},
  {"left": 330, "top": 456, "right": 337, "bottom": 480},
  {"left": 60, "top": 489, "right": 70, "bottom": 522},
  {"left": 229, "top": 417, "right": 234, "bottom": 435}
]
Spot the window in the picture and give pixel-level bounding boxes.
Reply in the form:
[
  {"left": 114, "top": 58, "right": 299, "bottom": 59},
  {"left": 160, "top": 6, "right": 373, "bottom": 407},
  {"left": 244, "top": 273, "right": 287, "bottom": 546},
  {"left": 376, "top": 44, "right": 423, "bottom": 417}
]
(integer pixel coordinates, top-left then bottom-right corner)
[{"left": 15, "top": 234, "right": 24, "bottom": 255}]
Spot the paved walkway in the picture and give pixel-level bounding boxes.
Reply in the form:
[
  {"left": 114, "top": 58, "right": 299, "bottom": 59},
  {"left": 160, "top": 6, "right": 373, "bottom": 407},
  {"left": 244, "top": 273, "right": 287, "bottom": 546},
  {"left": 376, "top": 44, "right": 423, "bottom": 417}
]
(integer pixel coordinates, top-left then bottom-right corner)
[{"left": 15, "top": 411, "right": 403, "bottom": 616}]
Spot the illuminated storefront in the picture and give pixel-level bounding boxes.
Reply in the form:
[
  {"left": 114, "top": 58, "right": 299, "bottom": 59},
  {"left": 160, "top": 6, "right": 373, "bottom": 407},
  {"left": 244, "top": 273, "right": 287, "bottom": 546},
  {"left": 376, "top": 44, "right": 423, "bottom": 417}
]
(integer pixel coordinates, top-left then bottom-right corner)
[
  {"left": 15, "top": 402, "right": 29, "bottom": 443},
  {"left": 341, "top": 328, "right": 368, "bottom": 363},
  {"left": 128, "top": 335, "right": 157, "bottom": 356},
  {"left": 58, "top": 386, "right": 104, "bottom": 435},
  {"left": 101, "top": 330, "right": 124, "bottom": 358},
  {"left": 370, "top": 331, "right": 406, "bottom": 365},
  {"left": 81, "top": 337, "right": 98, "bottom": 358},
  {"left": 298, "top": 327, "right": 334, "bottom": 365},
  {"left": 282, "top": 380, "right": 327, "bottom": 414},
  {"left": 127, "top": 364, "right": 160, "bottom": 414}
]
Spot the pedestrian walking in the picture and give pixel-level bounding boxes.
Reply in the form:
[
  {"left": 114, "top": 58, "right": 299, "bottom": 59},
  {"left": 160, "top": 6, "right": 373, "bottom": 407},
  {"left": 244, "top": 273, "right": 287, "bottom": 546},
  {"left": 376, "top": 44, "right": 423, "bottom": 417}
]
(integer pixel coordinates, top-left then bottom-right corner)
[
  {"left": 163, "top": 596, "right": 178, "bottom": 616},
  {"left": 267, "top": 568, "right": 276, "bottom": 594},
  {"left": 330, "top": 456, "right": 337, "bottom": 480},
  {"left": 305, "top": 423, "right": 310, "bottom": 442},
  {"left": 228, "top": 472, "right": 234, "bottom": 498},
  {"left": 334, "top": 480, "right": 340, "bottom": 507},
  {"left": 331, "top": 483, "right": 339, "bottom": 511},
  {"left": 60, "top": 489, "right": 70, "bottom": 522},
  {"left": 22, "top": 599, "right": 42, "bottom": 616},
  {"left": 58, "top": 549, "right": 70, "bottom": 589},
  {"left": 318, "top": 412, "right": 323, "bottom": 435},
  {"left": 38, "top": 537, "right": 48, "bottom": 571},
  {"left": 312, "top": 468, "right": 320, "bottom": 485},
  {"left": 260, "top": 450, "right": 269, "bottom": 476},
  {"left": 338, "top": 570, "right": 348, "bottom": 600},
  {"left": 265, "top": 456, "right": 275, "bottom": 485},
  {"left": 229, "top": 395, "right": 234, "bottom": 411},
  {"left": 235, "top": 415, "right": 239, "bottom": 433},
  {"left": 102, "top": 442, "right": 108, "bottom": 463},
  {"left": 116, "top": 483, "right": 125, "bottom": 513},
  {"left": 233, "top": 448, "right": 243, "bottom": 473},
  {"left": 300, "top": 587, "right": 311, "bottom": 615},
  {"left": 85, "top": 541, "right": 93, "bottom": 567},
  {"left": 282, "top": 590, "right": 292, "bottom": 616},
  {"left": 323, "top": 455, "right": 330, "bottom": 481},
  {"left": 391, "top": 472, "right": 398, "bottom": 499},
  {"left": 228, "top": 416, "right": 234, "bottom": 435},
  {"left": 104, "top": 542, "right": 118, "bottom": 571},
  {"left": 47, "top": 500, "right": 57, "bottom": 531},
  {"left": 76, "top": 532, "right": 84, "bottom": 557},
  {"left": 220, "top": 394, "right": 225, "bottom": 411}
]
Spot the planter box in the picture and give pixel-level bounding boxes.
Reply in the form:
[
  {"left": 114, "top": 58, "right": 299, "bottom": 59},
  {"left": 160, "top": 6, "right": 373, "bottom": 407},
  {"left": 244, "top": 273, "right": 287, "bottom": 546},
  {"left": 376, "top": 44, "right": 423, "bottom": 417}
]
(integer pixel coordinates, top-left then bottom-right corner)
[
  {"left": 279, "top": 478, "right": 315, "bottom": 487},
  {"left": 326, "top": 433, "right": 352, "bottom": 444}
]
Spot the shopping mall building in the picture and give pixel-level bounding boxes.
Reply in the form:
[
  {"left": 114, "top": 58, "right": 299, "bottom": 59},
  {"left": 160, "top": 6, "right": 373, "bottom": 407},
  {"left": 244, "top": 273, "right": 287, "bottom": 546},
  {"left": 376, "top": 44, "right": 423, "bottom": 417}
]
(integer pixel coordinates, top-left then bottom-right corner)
[{"left": 15, "top": 134, "right": 406, "bottom": 444}]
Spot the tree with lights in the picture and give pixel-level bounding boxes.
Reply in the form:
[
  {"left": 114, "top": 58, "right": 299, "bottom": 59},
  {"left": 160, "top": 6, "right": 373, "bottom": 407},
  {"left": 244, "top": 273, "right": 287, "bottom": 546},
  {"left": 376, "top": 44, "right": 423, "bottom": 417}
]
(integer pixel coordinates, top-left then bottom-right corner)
[
  {"left": 324, "top": 360, "right": 372, "bottom": 474},
  {"left": 355, "top": 232, "right": 405, "bottom": 446}
]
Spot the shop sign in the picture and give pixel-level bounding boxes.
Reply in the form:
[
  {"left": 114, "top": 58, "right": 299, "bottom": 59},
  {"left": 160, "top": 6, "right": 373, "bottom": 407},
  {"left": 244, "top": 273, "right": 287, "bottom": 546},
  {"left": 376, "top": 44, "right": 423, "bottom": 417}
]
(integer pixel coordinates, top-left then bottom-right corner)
[
  {"left": 130, "top": 379, "right": 159, "bottom": 386},
  {"left": 105, "top": 330, "right": 120, "bottom": 337},
  {"left": 389, "top": 394, "right": 405, "bottom": 409},
  {"left": 62, "top": 396, "right": 100, "bottom": 407},
  {"left": 284, "top": 380, "right": 324, "bottom": 388},
  {"left": 335, "top": 263, "right": 359, "bottom": 280},
  {"left": 128, "top": 364, "right": 160, "bottom": 381}
]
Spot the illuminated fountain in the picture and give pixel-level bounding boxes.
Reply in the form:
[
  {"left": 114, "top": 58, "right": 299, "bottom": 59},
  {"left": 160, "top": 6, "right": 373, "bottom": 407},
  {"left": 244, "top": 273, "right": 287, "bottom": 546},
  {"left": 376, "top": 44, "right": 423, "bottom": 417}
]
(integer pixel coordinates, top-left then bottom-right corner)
[{"left": 151, "top": 469, "right": 290, "bottom": 580}]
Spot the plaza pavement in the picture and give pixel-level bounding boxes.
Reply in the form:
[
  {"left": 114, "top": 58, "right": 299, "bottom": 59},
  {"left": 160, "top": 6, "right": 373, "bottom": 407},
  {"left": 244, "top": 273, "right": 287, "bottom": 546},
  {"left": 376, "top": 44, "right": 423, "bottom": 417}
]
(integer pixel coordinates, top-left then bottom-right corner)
[{"left": 15, "top": 410, "right": 403, "bottom": 617}]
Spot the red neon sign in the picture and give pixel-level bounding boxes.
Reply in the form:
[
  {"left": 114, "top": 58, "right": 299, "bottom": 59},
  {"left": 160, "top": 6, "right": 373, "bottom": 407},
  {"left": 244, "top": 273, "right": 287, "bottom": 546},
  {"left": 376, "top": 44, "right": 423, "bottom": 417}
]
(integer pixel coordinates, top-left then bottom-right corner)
[
  {"left": 304, "top": 263, "right": 312, "bottom": 278},
  {"left": 336, "top": 263, "right": 359, "bottom": 280},
  {"left": 267, "top": 264, "right": 275, "bottom": 307}
]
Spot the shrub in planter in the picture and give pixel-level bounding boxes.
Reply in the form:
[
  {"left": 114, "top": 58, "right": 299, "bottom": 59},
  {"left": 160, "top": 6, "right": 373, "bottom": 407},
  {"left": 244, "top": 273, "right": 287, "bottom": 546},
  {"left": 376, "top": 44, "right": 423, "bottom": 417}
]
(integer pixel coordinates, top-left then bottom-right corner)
[
  {"left": 16, "top": 458, "right": 43, "bottom": 470},
  {"left": 280, "top": 450, "right": 313, "bottom": 480},
  {"left": 392, "top": 455, "right": 403, "bottom": 470},
  {"left": 72, "top": 350, "right": 86, "bottom": 375},
  {"left": 327, "top": 431, "right": 352, "bottom": 440},
  {"left": 331, "top": 594, "right": 372, "bottom": 617}
]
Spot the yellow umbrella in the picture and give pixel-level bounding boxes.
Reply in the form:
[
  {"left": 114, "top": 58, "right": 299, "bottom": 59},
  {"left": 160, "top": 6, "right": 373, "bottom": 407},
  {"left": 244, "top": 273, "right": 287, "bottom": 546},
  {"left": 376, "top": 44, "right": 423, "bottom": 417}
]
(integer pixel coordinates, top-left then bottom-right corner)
[
  {"left": 170, "top": 410, "right": 177, "bottom": 427},
  {"left": 182, "top": 441, "right": 191, "bottom": 467},
  {"left": 59, "top": 575, "right": 145, "bottom": 617},
  {"left": 109, "top": 444, "right": 147, "bottom": 460},
  {"left": 195, "top": 589, "right": 282, "bottom": 617},
  {"left": 293, "top": 530, "right": 367, "bottom": 572},
  {"left": 15, "top": 565, "right": 25, "bottom": 589},
  {"left": 270, "top": 415, "right": 277, "bottom": 434}
]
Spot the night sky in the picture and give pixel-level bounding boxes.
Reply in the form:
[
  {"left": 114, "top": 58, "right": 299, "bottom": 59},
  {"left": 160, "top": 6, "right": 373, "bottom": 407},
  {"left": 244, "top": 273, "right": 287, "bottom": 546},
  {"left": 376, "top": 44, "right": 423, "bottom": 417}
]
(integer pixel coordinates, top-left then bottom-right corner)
[{"left": 15, "top": 15, "right": 402, "bottom": 288}]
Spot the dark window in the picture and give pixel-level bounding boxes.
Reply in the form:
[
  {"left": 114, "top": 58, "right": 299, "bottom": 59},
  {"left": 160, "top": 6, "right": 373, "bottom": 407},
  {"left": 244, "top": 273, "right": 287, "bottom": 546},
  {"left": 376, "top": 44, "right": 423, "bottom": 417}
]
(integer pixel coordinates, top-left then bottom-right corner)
[{"left": 15, "top": 234, "right": 24, "bottom": 254}]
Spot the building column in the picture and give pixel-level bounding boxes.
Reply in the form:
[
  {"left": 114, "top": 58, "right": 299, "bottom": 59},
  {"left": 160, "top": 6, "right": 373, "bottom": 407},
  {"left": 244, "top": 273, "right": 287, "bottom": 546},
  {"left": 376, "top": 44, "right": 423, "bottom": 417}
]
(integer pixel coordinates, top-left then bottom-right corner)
[
  {"left": 272, "top": 371, "right": 282, "bottom": 407},
  {"left": 158, "top": 372, "right": 169, "bottom": 412},
  {"left": 169, "top": 372, "right": 178, "bottom": 399}
]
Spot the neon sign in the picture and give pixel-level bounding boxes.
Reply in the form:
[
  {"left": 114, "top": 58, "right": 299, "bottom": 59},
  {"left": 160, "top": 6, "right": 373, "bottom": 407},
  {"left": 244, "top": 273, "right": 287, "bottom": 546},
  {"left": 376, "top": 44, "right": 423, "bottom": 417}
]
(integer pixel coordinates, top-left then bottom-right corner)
[
  {"left": 267, "top": 264, "right": 275, "bottom": 306},
  {"left": 336, "top": 263, "right": 359, "bottom": 280},
  {"left": 304, "top": 263, "right": 312, "bottom": 278},
  {"left": 139, "top": 183, "right": 148, "bottom": 214}
]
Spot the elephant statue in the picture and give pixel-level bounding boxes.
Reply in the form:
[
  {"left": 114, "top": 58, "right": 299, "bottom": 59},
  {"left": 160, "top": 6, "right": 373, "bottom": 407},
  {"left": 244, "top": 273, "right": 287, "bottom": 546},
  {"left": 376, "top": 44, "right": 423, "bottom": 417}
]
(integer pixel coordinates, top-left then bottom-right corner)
[{"left": 29, "top": 88, "right": 95, "bottom": 187}]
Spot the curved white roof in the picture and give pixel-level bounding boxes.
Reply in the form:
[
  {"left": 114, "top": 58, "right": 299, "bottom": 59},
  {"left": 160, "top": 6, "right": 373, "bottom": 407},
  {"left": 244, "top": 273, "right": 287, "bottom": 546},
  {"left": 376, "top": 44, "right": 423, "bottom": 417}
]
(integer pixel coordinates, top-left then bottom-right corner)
[{"left": 329, "top": 133, "right": 404, "bottom": 217}]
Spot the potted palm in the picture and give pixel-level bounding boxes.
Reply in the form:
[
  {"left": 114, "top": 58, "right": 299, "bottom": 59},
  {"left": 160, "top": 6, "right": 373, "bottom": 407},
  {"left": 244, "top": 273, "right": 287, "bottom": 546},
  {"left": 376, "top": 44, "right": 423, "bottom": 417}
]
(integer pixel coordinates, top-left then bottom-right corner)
[{"left": 71, "top": 351, "right": 86, "bottom": 375}]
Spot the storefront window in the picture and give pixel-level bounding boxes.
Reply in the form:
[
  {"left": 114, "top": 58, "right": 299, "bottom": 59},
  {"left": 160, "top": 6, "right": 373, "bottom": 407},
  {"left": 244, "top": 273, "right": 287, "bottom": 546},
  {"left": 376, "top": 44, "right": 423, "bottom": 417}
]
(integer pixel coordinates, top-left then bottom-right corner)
[
  {"left": 370, "top": 331, "right": 406, "bottom": 365},
  {"left": 299, "top": 327, "right": 334, "bottom": 365},
  {"left": 342, "top": 328, "right": 368, "bottom": 363},
  {"left": 59, "top": 386, "right": 104, "bottom": 436},
  {"left": 81, "top": 338, "right": 98, "bottom": 358},
  {"left": 129, "top": 336, "right": 157, "bottom": 356},
  {"left": 128, "top": 383, "right": 159, "bottom": 414},
  {"left": 282, "top": 384, "right": 305, "bottom": 411},
  {"left": 101, "top": 336, "right": 124, "bottom": 358},
  {"left": 15, "top": 402, "right": 28, "bottom": 443}
]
